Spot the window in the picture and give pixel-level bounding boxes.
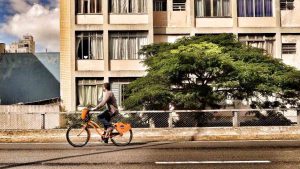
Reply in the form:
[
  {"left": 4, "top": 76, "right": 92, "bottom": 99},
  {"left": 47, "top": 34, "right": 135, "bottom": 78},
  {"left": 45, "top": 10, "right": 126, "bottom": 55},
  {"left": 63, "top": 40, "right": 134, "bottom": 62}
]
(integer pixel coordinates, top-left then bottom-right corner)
[
  {"left": 154, "top": 0, "right": 167, "bottom": 11},
  {"left": 76, "top": 0, "right": 102, "bottom": 14},
  {"left": 196, "top": 0, "right": 231, "bottom": 17},
  {"left": 173, "top": 0, "right": 186, "bottom": 11},
  {"left": 77, "top": 79, "right": 103, "bottom": 107},
  {"left": 76, "top": 32, "right": 103, "bottom": 60},
  {"left": 110, "top": 0, "right": 147, "bottom": 13},
  {"left": 238, "top": 0, "right": 273, "bottom": 17},
  {"left": 282, "top": 43, "right": 296, "bottom": 54},
  {"left": 239, "top": 34, "right": 275, "bottom": 55},
  {"left": 110, "top": 32, "right": 148, "bottom": 60},
  {"left": 280, "top": 0, "right": 294, "bottom": 10},
  {"left": 111, "top": 83, "right": 129, "bottom": 107}
]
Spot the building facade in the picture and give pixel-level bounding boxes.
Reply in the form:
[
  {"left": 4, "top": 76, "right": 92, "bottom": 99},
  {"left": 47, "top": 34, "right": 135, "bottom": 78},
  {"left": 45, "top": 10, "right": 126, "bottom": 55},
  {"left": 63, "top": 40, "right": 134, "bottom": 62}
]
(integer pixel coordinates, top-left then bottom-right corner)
[
  {"left": 60, "top": 0, "right": 300, "bottom": 111},
  {"left": 9, "top": 35, "right": 35, "bottom": 54}
]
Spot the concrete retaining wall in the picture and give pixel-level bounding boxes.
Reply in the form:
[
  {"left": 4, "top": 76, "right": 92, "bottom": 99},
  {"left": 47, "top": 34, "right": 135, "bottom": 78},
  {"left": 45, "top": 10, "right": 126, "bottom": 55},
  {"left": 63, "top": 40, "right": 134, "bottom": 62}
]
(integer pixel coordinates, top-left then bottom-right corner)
[
  {"left": 0, "top": 105, "right": 59, "bottom": 112},
  {"left": 1, "top": 126, "right": 300, "bottom": 143},
  {"left": 0, "top": 105, "right": 60, "bottom": 129}
]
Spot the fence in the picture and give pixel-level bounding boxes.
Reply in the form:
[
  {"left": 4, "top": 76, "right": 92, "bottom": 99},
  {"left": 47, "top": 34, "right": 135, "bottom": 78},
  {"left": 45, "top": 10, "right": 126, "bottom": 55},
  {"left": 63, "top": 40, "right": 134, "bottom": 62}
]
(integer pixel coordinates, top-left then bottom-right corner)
[{"left": 0, "top": 109, "right": 300, "bottom": 129}]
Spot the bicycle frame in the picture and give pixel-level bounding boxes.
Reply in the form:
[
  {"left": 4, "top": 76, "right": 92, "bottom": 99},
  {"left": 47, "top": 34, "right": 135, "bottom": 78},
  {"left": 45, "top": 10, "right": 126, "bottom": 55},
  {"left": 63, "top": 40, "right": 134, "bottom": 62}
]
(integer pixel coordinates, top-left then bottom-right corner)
[{"left": 77, "top": 120, "right": 119, "bottom": 138}]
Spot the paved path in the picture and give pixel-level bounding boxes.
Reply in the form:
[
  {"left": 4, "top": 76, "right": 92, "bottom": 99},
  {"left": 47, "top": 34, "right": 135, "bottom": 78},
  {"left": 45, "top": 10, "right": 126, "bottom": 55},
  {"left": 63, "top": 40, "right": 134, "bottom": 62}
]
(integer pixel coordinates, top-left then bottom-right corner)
[{"left": 1, "top": 140, "right": 300, "bottom": 169}]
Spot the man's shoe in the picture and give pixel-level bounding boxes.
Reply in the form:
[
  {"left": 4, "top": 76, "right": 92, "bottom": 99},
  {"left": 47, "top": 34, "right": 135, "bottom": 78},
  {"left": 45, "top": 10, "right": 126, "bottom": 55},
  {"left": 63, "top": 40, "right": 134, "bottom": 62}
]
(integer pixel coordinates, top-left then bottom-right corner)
[{"left": 101, "top": 135, "right": 109, "bottom": 144}]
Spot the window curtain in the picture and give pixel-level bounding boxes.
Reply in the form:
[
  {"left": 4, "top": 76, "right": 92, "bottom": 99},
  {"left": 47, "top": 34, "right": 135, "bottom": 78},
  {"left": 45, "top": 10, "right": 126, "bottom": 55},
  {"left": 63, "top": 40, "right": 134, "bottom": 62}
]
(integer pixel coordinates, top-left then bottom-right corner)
[
  {"left": 255, "top": 0, "right": 263, "bottom": 17},
  {"left": 265, "top": 0, "right": 272, "bottom": 16},
  {"left": 222, "top": 0, "right": 230, "bottom": 16},
  {"left": 265, "top": 40, "right": 274, "bottom": 55},
  {"left": 213, "top": 0, "right": 222, "bottom": 16},
  {"left": 246, "top": 0, "right": 254, "bottom": 17},
  {"left": 238, "top": 0, "right": 245, "bottom": 17},
  {"left": 90, "top": 33, "right": 103, "bottom": 60},
  {"left": 110, "top": 0, "right": 147, "bottom": 13},
  {"left": 110, "top": 32, "right": 148, "bottom": 60},
  {"left": 78, "top": 80, "right": 103, "bottom": 106},
  {"left": 195, "top": 0, "right": 204, "bottom": 17}
]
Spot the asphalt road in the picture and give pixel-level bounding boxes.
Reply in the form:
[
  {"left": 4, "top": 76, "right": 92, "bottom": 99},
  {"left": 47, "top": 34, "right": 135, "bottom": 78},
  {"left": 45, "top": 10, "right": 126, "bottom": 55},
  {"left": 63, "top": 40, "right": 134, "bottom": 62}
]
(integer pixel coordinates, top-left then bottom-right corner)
[{"left": 1, "top": 141, "right": 300, "bottom": 169}]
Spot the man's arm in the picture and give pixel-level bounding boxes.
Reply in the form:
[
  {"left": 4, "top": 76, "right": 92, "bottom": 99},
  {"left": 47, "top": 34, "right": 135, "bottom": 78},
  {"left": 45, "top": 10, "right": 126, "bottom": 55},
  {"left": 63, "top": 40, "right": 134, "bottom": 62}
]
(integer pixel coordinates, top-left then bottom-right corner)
[{"left": 93, "top": 92, "right": 110, "bottom": 110}]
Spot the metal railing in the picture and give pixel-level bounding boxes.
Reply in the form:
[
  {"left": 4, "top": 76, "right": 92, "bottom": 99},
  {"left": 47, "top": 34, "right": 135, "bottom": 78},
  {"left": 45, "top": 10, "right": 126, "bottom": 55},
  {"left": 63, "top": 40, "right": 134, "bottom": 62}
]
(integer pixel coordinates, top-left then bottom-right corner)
[{"left": 1, "top": 108, "right": 300, "bottom": 129}]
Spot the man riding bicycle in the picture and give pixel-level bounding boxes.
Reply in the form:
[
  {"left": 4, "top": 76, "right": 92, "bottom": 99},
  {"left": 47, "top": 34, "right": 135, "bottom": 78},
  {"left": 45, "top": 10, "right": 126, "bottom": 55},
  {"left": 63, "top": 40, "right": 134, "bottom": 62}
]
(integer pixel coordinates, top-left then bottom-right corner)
[{"left": 91, "top": 82, "right": 118, "bottom": 143}]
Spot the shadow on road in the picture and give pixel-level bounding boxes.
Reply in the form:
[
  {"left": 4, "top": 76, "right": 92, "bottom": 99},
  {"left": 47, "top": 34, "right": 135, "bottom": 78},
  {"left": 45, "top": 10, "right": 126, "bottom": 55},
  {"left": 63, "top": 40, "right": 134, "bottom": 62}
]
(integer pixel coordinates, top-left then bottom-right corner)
[
  {"left": 0, "top": 142, "right": 174, "bottom": 169},
  {"left": 86, "top": 142, "right": 149, "bottom": 148}
]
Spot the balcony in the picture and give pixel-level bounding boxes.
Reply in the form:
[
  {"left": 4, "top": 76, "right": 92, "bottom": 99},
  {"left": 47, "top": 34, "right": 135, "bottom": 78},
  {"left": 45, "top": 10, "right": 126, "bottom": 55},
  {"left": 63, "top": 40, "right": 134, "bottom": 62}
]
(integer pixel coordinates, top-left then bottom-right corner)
[
  {"left": 76, "top": 14, "right": 103, "bottom": 25},
  {"left": 238, "top": 17, "right": 276, "bottom": 27},
  {"left": 196, "top": 18, "right": 233, "bottom": 27},
  {"left": 109, "top": 14, "right": 149, "bottom": 25},
  {"left": 77, "top": 60, "right": 104, "bottom": 71},
  {"left": 110, "top": 60, "right": 146, "bottom": 71}
]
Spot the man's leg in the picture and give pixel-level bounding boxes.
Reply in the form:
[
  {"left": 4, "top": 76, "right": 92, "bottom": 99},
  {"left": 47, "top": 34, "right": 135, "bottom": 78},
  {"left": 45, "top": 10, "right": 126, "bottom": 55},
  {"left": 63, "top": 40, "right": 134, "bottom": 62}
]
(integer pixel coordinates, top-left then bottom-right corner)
[
  {"left": 97, "top": 110, "right": 112, "bottom": 143},
  {"left": 97, "top": 110, "right": 112, "bottom": 129}
]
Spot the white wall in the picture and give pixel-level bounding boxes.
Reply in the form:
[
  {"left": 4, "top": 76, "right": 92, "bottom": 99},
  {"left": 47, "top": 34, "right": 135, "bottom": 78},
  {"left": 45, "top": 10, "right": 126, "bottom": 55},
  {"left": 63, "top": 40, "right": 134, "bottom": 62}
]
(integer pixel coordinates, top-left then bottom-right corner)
[{"left": 281, "top": 35, "right": 300, "bottom": 69}]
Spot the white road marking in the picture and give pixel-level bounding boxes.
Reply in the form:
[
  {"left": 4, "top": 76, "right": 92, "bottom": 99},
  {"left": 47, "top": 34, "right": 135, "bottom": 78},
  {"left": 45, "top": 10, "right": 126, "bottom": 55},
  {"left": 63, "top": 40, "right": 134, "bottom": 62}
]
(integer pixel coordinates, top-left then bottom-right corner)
[{"left": 155, "top": 160, "right": 271, "bottom": 164}]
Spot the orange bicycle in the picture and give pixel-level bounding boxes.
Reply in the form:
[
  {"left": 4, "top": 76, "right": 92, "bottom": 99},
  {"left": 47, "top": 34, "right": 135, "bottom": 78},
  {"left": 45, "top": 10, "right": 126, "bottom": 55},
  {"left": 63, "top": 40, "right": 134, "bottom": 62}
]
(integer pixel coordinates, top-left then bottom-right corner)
[{"left": 66, "top": 108, "right": 133, "bottom": 147}]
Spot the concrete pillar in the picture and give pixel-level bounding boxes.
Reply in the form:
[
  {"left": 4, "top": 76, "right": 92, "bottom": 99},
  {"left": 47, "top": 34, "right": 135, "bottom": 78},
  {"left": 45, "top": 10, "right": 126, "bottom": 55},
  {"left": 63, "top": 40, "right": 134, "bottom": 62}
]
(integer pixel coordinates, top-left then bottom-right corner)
[
  {"left": 232, "top": 111, "right": 240, "bottom": 127},
  {"left": 168, "top": 112, "right": 174, "bottom": 128},
  {"left": 275, "top": 0, "right": 281, "bottom": 27},
  {"left": 190, "top": 0, "right": 196, "bottom": 36},
  {"left": 297, "top": 110, "right": 300, "bottom": 126},
  {"left": 232, "top": 0, "right": 238, "bottom": 34},
  {"left": 167, "top": 0, "right": 172, "bottom": 27},
  {"left": 148, "top": 0, "right": 154, "bottom": 44},
  {"left": 275, "top": 33, "right": 282, "bottom": 59},
  {"left": 103, "top": 0, "right": 109, "bottom": 81}
]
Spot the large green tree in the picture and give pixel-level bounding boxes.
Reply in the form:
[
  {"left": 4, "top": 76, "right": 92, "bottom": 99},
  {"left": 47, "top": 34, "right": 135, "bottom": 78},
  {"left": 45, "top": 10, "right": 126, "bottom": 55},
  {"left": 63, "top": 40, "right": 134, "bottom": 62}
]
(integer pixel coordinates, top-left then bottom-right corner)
[{"left": 123, "top": 34, "right": 300, "bottom": 111}]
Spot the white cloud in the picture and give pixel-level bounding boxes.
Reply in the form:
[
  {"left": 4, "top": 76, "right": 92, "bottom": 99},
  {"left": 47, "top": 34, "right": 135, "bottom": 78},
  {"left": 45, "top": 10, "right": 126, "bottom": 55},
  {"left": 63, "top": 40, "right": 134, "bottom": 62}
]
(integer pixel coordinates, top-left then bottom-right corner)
[{"left": 1, "top": 2, "right": 59, "bottom": 52}]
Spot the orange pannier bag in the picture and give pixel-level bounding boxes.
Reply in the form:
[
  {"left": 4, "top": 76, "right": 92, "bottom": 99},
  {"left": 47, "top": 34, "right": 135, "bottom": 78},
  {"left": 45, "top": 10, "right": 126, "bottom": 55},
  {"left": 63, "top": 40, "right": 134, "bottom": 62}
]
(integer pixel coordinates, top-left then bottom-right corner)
[
  {"left": 81, "top": 108, "right": 90, "bottom": 122},
  {"left": 114, "top": 122, "right": 132, "bottom": 134}
]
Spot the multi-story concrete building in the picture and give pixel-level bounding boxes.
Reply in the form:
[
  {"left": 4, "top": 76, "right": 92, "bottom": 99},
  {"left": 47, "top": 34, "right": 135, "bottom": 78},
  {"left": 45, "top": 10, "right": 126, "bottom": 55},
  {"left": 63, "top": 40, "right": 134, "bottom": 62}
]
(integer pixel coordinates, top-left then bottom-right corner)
[
  {"left": 9, "top": 35, "right": 35, "bottom": 54},
  {"left": 0, "top": 43, "right": 5, "bottom": 54},
  {"left": 61, "top": 0, "right": 300, "bottom": 111}
]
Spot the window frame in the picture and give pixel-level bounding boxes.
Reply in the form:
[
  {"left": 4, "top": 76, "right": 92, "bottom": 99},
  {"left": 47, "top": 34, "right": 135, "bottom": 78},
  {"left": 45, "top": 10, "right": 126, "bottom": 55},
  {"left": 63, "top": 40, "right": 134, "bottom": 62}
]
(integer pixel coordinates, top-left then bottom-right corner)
[
  {"left": 280, "top": 0, "right": 294, "bottom": 10},
  {"left": 239, "top": 34, "right": 275, "bottom": 55},
  {"left": 237, "top": 0, "right": 273, "bottom": 17},
  {"left": 195, "top": 0, "right": 232, "bottom": 18},
  {"left": 282, "top": 43, "right": 296, "bottom": 54},
  {"left": 76, "top": 32, "right": 104, "bottom": 60},
  {"left": 109, "top": 32, "right": 148, "bottom": 60},
  {"left": 77, "top": 79, "right": 104, "bottom": 107}
]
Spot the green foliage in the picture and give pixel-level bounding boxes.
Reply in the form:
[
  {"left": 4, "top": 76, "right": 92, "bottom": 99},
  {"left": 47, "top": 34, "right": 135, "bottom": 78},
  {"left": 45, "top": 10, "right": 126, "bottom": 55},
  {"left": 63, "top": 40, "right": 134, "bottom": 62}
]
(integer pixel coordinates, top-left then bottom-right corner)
[{"left": 124, "top": 34, "right": 300, "bottom": 111}]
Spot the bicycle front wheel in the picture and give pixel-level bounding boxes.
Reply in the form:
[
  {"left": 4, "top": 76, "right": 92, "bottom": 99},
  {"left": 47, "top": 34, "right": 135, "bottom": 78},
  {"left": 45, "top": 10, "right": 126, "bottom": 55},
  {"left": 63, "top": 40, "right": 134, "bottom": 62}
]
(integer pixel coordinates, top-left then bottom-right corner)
[
  {"left": 111, "top": 129, "right": 133, "bottom": 146},
  {"left": 66, "top": 123, "right": 90, "bottom": 147}
]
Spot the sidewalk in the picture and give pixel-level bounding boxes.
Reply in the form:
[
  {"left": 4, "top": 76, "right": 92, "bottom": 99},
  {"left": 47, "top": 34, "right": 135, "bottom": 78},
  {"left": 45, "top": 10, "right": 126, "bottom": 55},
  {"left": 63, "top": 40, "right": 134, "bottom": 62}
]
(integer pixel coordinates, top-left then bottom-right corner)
[{"left": 1, "top": 126, "right": 300, "bottom": 143}]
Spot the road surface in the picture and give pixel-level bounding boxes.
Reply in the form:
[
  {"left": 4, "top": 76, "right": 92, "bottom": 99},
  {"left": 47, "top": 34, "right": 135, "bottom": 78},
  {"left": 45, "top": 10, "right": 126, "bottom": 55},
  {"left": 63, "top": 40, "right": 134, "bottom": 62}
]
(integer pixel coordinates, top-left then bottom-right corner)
[{"left": 1, "top": 140, "right": 300, "bottom": 169}]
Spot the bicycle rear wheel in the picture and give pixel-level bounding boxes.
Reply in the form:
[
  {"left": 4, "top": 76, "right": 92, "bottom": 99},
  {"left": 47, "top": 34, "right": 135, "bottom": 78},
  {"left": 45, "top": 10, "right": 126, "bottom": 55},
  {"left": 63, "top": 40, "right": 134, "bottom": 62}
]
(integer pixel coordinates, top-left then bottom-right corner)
[
  {"left": 111, "top": 129, "right": 133, "bottom": 146},
  {"left": 66, "top": 123, "right": 90, "bottom": 147}
]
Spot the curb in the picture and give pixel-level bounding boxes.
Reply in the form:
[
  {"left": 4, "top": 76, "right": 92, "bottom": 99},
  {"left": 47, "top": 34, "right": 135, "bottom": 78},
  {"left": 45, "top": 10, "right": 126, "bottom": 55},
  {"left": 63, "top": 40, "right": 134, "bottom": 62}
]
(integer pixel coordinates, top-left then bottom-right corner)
[{"left": 1, "top": 126, "right": 300, "bottom": 143}]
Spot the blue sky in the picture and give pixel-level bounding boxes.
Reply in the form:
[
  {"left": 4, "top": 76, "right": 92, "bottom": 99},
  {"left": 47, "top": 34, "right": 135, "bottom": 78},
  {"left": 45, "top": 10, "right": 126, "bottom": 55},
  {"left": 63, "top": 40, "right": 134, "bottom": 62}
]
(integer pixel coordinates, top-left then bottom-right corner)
[{"left": 0, "top": 0, "right": 59, "bottom": 52}]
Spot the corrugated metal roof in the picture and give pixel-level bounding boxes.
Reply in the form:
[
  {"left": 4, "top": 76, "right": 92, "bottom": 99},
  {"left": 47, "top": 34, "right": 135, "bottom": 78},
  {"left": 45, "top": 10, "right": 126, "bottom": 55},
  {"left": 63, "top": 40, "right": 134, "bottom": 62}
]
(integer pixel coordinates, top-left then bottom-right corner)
[{"left": 0, "top": 53, "right": 60, "bottom": 105}]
